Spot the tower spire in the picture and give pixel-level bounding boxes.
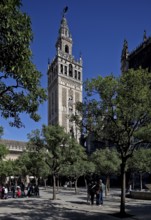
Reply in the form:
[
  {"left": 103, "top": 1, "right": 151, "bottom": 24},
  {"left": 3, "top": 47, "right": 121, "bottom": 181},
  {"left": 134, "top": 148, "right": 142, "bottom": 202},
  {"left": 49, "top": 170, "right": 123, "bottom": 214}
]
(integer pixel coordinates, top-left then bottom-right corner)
[
  {"left": 143, "top": 30, "right": 147, "bottom": 42},
  {"left": 121, "top": 39, "right": 129, "bottom": 60},
  {"left": 63, "top": 6, "right": 68, "bottom": 17},
  {"left": 121, "top": 39, "right": 129, "bottom": 73},
  {"left": 55, "top": 7, "right": 72, "bottom": 54}
]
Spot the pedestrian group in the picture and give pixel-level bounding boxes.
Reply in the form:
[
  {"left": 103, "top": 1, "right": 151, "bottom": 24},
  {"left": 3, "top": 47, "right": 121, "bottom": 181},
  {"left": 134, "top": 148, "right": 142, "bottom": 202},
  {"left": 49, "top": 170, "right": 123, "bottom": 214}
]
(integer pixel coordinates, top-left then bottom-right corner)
[
  {"left": 87, "top": 179, "right": 105, "bottom": 206},
  {"left": 0, "top": 182, "right": 39, "bottom": 199}
]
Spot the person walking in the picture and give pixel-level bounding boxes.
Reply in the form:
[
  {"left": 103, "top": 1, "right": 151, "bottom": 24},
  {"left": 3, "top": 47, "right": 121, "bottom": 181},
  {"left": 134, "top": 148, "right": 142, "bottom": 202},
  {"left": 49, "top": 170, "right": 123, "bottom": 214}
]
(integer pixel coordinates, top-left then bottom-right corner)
[
  {"left": 11, "top": 183, "right": 16, "bottom": 198},
  {"left": 96, "top": 179, "right": 104, "bottom": 206},
  {"left": 89, "top": 181, "right": 96, "bottom": 205},
  {"left": 34, "top": 184, "right": 39, "bottom": 196}
]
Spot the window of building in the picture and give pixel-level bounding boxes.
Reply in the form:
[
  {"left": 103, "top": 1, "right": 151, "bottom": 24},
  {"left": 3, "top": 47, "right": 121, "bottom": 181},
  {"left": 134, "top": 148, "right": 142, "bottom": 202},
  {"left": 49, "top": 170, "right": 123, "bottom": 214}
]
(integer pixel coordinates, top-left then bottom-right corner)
[
  {"left": 69, "top": 64, "right": 73, "bottom": 77},
  {"left": 69, "top": 106, "right": 73, "bottom": 113},
  {"left": 64, "top": 66, "right": 67, "bottom": 75},
  {"left": 65, "top": 45, "right": 69, "bottom": 53},
  {"left": 60, "top": 64, "right": 63, "bottom": 74},
  {"left": 69, "top": 96, "right": 73, "bottom": 101},
  {"left": 68, "top": 96, "right": 73, "bottom": 107},
  {"left": 78, "top": 71, "right": 81, "bottom": 80},
  {"left": 75, "top": 70, "right": 77, "bottom": 79}
]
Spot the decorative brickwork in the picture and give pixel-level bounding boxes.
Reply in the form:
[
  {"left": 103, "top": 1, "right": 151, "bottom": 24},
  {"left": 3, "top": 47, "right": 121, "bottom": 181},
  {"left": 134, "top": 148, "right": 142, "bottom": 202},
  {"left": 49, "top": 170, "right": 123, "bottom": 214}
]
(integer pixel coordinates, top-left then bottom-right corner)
[
  {"left": 75, "top": 92, "right": 80, "bottom": 103},
  {"left": 62, "top": 87, "right": 67, "bottom": 107},
  {"left": 62, "top": 114, "right": 67, "bottom": 130},
  {"left": 69, "top": 88, "right": 73, "bottom": 96},
  {"left": 48, "top": 12, "right": 82, "bottom": 141}
]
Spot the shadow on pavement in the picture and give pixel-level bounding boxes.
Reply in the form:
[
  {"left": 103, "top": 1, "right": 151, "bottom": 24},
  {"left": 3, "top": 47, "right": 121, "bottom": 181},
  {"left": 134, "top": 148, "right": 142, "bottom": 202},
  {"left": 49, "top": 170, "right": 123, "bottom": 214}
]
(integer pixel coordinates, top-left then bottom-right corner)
[{"left": 0, "top": 199, "right": 113, "bottom": 220}]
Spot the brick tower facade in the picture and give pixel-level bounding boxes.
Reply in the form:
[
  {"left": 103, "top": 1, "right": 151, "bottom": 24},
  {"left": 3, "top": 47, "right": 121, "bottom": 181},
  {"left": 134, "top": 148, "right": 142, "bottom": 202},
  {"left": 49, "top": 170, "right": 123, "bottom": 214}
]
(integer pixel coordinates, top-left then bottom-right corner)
[{"left": 47, "top": 10, "right": 83, "bottom": 141}]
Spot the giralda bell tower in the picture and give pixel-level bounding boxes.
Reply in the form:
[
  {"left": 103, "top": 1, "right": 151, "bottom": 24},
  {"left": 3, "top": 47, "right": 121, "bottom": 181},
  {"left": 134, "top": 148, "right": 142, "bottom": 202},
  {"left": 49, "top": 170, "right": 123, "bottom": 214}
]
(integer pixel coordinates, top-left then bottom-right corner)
[{"left": 47, "top": 7, "right": 83, "bottom": 141}]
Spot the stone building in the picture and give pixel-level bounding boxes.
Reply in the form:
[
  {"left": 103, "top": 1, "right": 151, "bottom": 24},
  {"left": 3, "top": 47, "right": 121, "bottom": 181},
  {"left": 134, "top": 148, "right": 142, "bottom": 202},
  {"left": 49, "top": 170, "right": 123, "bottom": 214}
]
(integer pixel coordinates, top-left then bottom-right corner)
[
  {"left": 47, "top": 10, "right": 83, "bottom": 141},
  {"left": 0, "top": 139, "right": 27, "bottom": 160},
  {"left": 121, "top": 30, "right": 151, "bottom": 73}
]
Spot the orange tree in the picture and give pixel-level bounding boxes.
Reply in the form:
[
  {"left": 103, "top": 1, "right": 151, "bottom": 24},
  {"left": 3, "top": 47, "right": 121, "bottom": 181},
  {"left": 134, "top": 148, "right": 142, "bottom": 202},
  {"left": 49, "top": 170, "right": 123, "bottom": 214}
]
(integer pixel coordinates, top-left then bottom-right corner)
[
  {"left": 0, "top": 0, "right": 47, "bottom": 128},
  {"left": 73, "top": 68, "right": 151, "bottom": 216}
]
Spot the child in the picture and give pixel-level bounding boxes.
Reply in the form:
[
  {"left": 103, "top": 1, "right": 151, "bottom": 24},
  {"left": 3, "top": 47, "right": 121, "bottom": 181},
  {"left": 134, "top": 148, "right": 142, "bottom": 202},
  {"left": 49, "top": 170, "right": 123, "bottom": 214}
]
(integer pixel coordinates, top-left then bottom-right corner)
[{"left": 16, "top": 186, "right": 21, "bottom": 198}]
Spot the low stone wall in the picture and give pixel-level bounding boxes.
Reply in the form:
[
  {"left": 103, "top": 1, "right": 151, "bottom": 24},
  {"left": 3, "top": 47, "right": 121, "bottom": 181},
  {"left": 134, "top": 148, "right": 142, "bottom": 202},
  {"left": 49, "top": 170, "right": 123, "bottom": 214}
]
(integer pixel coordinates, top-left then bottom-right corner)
[{"left": 130, "top": 191, "right": 151, "bottom": 200}]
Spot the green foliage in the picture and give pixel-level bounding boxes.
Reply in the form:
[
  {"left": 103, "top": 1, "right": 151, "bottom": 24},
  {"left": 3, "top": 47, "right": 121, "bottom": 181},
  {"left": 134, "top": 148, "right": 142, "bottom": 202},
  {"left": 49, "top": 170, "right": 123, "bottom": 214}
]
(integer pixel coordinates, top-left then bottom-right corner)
[
  {"left": 14, "top": 147, "right": 50, "bottom": 179},
  {"left": 15, "top": 151, "right": 31, "bottom": 177},
  {"left": 42, "top": 125, "right": 72, "bottom": 175},
  {"left": 60, "top": 138, "right": 93, "bottom": 180},
  {"left": 0, "top": 144, "right": 9, "bottom": 160},
  {"left": 91, "top": 148, "right": 120, "bottom": 175},
  {"left": 76, "top": 69, "right": 151, "bottom": 160},
  {"left": 62, "top": 160, "right": 90, "bottom": 180},
  {"left": 0, "top": 159, "right": 16, "bottom": 181},
  {"left": 27, "top": 125, "right": 90, "bottom": 180},
  {"left": 0, "top": 0, "right": 47, "bottom": 127},
  {"left": 27, "top": 125, "right": 73, "bottom": 177},
  {"left": 29, "top": 151, "right": 49, "bottom": 178},
  {"left": 127, "top": 148, "right": 151, "bottom": 173},
  {"left": 75, "top": 68, "right": 151, "bottom": 214},
  {"left": 27, "top": 129, "right": 45, "bottom": 151}
]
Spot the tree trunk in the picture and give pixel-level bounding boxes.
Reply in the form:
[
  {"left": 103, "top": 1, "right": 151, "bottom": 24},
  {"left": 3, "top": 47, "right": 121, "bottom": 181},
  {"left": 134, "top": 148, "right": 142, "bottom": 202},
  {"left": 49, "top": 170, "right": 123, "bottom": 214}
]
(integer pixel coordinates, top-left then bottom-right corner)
[
  {"left": 57, "top": 177, "right": 59, "bottom": 192},
  {"left": 132, "top": 172, "right": 135, "bottom": 190},
  {"left": 120, "top": 160, "right": 126, "bottom": 216},
  {"left": 105, "top": 183, "right": 108, "bottom": 197},
  {"left": 44, "top": 179, "right": 47, "bottom": 189},
  {"left": 74, "top": 179, "right": 78, "bottom": 194},
  {"left": 35, "top": 177, "right": 38, "bottom": 185},
  {"left": 105, "top": 175, "right": 110, "bottom": 196},
  {"left": 53, "top": 174, "right": 56, "bottom": 200},
  {"left": 140, "top": 172, "right": 143, "bottom": 191},
  {"left": 84, "top": 176, "right": 87, "bottom": 189}
]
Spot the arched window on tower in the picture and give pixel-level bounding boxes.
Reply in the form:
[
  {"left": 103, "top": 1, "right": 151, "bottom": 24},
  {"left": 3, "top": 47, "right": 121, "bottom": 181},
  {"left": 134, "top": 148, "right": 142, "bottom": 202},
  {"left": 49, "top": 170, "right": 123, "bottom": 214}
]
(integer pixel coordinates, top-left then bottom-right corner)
[
  {"left": 65, "top": 29, "right": 68, "bottom": 36},
  {"left": 75, "top": 70, "right": 77, "bottom": 79},
  {"left": 69, "top": 106, "right": 73, "bottom": 114},
  {"left": 64, "top": 66, "right": 67, "bottom": 75},
  {"left": 65, "top": 45, "right": 69, "bottom": 53},
  {"left": 60, "top": 64, "right": 63, "bottom": 74},
  {"left": 69, "top": 64, "right": 73, "bottom": 77},
  {"left": 68, "top": 95, "right": 73, "bottom": 105},
  {"left": 78, "top": 71, "right": 81, "bottom": 80}
]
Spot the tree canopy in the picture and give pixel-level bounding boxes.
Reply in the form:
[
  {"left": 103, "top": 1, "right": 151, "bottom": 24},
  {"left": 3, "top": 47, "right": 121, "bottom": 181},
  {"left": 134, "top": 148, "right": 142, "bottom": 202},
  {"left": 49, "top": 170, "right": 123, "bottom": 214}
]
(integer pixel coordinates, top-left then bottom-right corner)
[
  {"left": 75, "top": 69, "right": 151, "bottom": 159},
  {"left": 0, "top": 143, "right": 9, "bottom": 160},
  {"left": 127, "top": 148, "right": 151, "bottom": 174},
  {"left": 74, "top": 68, "right": 151, "bottom": 215},
  {"left": 91, "top": 148, "right": 120, "bottom": 176},
  {"left": 0, "top": 0, "right": 47, "bottom": 127},
  {"left": 28, "top": 125, "right": 72, "bottom": 199}
]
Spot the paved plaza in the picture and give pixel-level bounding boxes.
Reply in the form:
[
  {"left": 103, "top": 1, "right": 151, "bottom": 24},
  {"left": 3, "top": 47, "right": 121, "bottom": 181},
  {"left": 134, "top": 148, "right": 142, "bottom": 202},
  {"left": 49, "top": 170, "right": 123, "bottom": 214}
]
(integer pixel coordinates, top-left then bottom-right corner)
[{"left": 0, "top": 187, "right": 151, "bottom": 220}]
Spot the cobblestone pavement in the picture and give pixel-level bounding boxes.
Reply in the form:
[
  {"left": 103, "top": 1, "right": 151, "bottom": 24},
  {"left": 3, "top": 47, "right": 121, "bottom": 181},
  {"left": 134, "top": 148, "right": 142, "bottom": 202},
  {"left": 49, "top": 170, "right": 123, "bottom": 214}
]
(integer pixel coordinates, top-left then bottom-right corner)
[{"left": 0, "top": 187, "right": 151, "bottom": 220}]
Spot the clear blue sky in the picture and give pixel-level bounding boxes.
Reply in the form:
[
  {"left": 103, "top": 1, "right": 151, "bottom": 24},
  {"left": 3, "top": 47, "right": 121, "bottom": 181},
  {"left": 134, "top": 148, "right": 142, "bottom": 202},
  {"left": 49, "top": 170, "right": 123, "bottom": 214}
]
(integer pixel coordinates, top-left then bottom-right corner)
[{"left": 1, "top": 0, "right": 151, "bottom": 142}]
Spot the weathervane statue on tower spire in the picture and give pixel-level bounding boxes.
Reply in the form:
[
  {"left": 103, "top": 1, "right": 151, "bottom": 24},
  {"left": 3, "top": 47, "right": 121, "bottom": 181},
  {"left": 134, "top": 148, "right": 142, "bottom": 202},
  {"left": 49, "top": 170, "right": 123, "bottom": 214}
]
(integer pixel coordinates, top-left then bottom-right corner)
[{"left": 63, "top": 6, "right": 68, "bottom": 17}]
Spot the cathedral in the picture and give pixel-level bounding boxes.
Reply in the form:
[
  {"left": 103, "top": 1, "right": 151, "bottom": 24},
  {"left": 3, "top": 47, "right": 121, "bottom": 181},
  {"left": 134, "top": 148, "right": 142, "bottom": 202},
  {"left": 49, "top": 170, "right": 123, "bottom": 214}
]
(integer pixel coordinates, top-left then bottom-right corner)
[
  {"left": 121, "top": 30, "right": 151, "bottom": 73},
  {"left": 47, "top": 9, "right": 83, "bottom": 141}
]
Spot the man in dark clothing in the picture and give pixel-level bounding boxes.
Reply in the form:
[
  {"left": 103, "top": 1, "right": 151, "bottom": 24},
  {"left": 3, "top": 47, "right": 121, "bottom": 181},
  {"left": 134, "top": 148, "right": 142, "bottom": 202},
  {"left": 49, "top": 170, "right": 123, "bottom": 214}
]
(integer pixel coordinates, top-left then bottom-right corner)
[
  {"left": 11, "top": 183, "right": 16, "bottom": 198},
  {"left": 34, "top": 184, "right": 39, "bottom": 196},
  {"left": 89, "top": 181, "right": 96, "bottom": 205}
]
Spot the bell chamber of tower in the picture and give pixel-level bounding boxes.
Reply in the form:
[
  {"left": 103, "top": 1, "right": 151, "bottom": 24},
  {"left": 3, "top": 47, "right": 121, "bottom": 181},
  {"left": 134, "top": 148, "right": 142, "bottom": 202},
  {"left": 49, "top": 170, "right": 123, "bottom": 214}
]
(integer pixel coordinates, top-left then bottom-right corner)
[{"left": 47, "top": 11, "right": 83, "bottom": 142}]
